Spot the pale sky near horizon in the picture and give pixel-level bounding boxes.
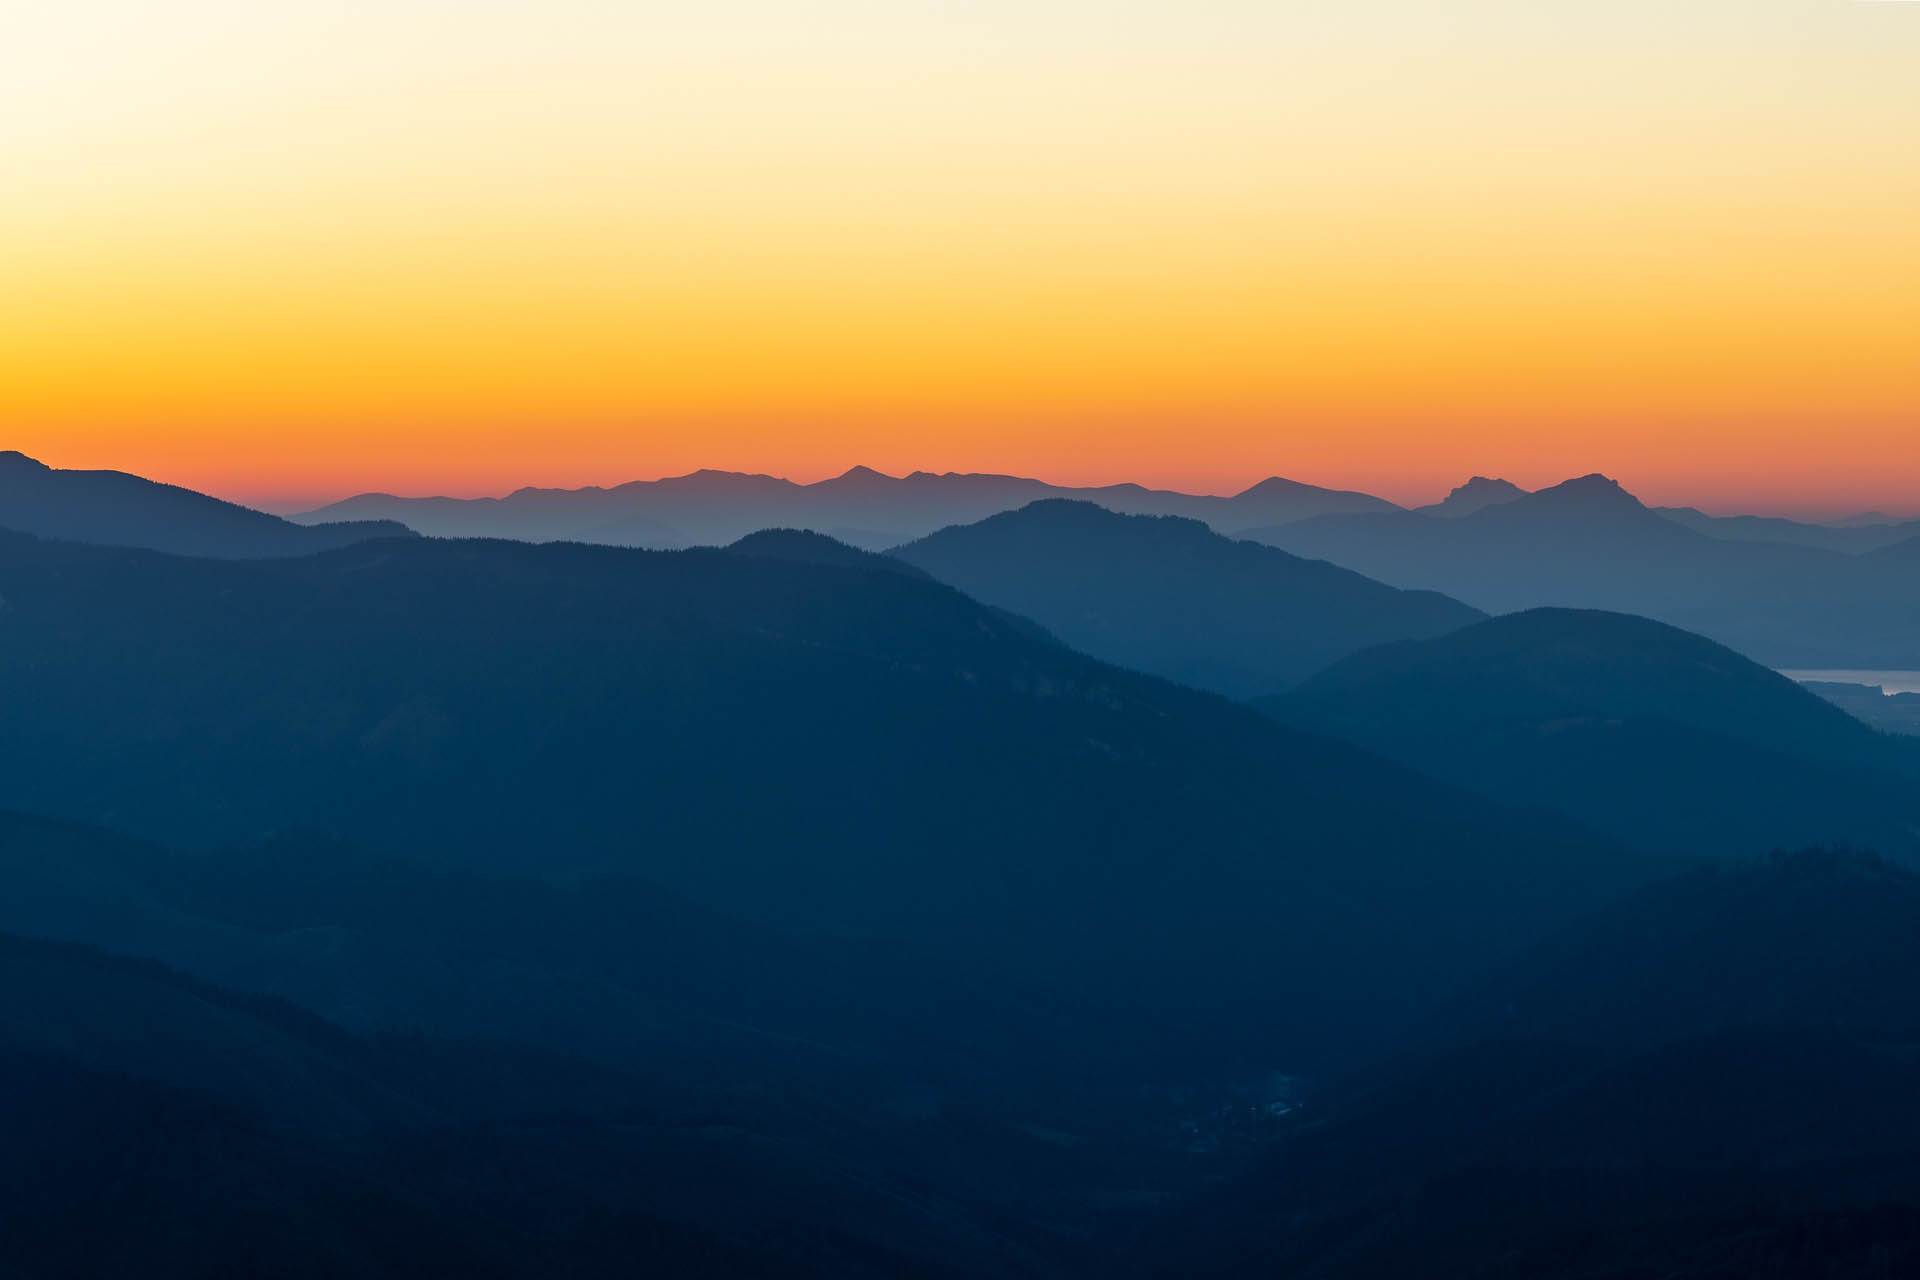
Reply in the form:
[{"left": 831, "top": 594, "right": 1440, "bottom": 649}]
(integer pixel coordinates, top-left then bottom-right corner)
[{"left": 3, "top": 0, "right": 1916, "bottom": 513}]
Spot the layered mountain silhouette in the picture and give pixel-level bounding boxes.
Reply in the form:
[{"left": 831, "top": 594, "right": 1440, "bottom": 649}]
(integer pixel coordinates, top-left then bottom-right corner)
[
  {"left": 17, "top": 448, "right": 1920, "bottom": 1278},
  {"left": 1266, "top": 608, "right": 1920, "bottom": 860},
  {"left": 1247, "top": 474, "right": 1920, "bottom": 666},
  {"left": 0, "top": 449, "right": 413, "bottom": 557},
  {"left": 890, "top": 500, "right": 1483, "bottom": 697},
  {"left": 1138, "top": 848, "right": 1920, "bottom": 1279},
  {"left": 1398, "top": 470, "right": 1920, "bottom": 551},
  {"left": 0, "top": 526, "right": 1656, "bottom": 1073},
  {"left": 293, "top": 465, "right": 1400, "bottom": 548}
]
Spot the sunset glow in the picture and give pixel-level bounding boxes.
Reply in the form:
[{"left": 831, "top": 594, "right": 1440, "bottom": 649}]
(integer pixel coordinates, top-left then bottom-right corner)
[{"left": 5, "top": 0, "right": 1917, "bottom": 513}]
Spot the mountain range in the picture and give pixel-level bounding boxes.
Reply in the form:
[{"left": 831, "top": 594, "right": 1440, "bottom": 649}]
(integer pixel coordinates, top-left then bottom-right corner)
[
  {"left": 1248, "top": 474, "right": 1920, "bottom": 667},
  {"left": 286, "top": 460, "right": 1920, "bottom": 559},
  {"left": 1407, "top": 471, "right": 1920, "bottom": 550},
  {"left": 290, "top": 465, "right": 1399, "bottom": 549}
]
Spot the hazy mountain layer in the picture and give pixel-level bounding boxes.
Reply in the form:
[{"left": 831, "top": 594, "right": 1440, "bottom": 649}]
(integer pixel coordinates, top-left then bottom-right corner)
[
  {"left": 891, "top": 500, "right": 1483, "bottom": 697},
  {"left": 1657, "top": 504, "right": 1920, "bottom": 553},
  {"left": 1246, "top": 474, "right": 1920, "bottom": 667},
  {"left": 292, "top": 464, "right": 1401, "bottom": 547}
]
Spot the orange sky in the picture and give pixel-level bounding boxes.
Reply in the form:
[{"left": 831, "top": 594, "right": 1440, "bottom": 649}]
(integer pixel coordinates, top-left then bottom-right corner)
[{"left": 4, "top": 1, "right": 1917, "bottom": 516}]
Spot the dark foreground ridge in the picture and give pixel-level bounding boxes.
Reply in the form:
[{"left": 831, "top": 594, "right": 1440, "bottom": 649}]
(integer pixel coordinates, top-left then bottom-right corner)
[{"left": 1137, "top": 849, "right": 1920, "bottom": 1278}]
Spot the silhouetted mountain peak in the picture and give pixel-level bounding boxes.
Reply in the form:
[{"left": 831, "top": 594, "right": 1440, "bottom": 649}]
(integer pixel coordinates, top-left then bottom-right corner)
[
  {"left": 0, "top": 449, "right": 51, "bottom": 471},
  {"left": 1234, "top": 475, "right": 1317, "bottom": 500},
  {"left": 1526, "top": 473, "right": 1643, "bottom": 510},
  {"left": 813, "top": 464, "right": 907, "bottom": 494},
  {"left": 1420, "top": 476, "right": 1528, "bottom": 517}
]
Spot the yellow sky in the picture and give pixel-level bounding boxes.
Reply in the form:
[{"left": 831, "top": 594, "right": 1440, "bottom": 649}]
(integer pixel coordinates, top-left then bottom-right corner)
[{"left": 3, "top": 0, "right": 1916, "bottom": 511}]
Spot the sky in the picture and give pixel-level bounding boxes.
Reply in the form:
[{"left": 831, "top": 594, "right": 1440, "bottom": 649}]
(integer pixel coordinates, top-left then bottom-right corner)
[{"left": 3, "top": 0, "right": 1917, "bottom": 515}]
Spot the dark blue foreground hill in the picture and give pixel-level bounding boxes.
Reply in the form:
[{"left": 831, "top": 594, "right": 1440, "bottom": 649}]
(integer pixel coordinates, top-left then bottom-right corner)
[
  {"left": 1265, "top": 607, "right": 1920, "bottom": 860},
  {"left": 1136, "top": 849, "right": 1920, "bottom": 1279},
  {"left": 0, "top": 449, "right": 412, "bottom": 557},
  {"left": 0, "top": 928, "right": 1053, "bottom": 1279},
  {"left": 890, "top": 499, "right": 1484, "bottom": 697}
]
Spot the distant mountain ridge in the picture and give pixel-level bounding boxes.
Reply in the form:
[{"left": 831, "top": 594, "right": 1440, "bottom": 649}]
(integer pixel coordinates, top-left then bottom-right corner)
[
  {"left": 1247, "top": 473, "right": 1920, "bottom": 667},
  {"left": 1655, "top": 505, "right": 1920, "bottom": 553},
  {"left": 292, "top": 464, "right": 1403, "bottom": 548},
  {"left": 0, "top": 450, "right": 413, "bottom": 558},
  {"left": 290, "top": 461, "right": 1920, "bottom": 558}
]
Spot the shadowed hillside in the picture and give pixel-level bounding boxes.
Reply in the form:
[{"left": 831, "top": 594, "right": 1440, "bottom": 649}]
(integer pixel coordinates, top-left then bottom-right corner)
[
  {"left": 0, "top": 809, "right": 1215, "bottom": 1125},
  {"left": 0, "top": 930, "right": 1056, "bottom": 1279},
  {"left": 1265, "top": 608, "right": 1920, "bottom": 860},
  {"left": 892, "top": 500, "right": 1483, "bottom": 697}
]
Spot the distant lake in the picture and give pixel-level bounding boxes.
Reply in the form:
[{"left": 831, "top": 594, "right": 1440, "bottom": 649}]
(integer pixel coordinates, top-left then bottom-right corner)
[{"left": 1781, "top": 670, "right": 1920, "bottom": 696}]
